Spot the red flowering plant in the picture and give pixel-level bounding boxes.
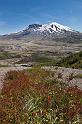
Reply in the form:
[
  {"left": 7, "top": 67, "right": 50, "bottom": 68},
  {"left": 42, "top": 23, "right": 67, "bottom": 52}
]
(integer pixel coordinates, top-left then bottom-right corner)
[{"left": 0, "top": 67, "right": 82, "bottom": 123}]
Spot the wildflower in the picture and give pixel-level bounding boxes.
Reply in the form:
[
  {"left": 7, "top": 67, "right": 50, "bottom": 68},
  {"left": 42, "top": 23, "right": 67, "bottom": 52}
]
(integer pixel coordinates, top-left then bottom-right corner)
[{"left": 47, "top": 95, "right": 52, "bottom": 103}]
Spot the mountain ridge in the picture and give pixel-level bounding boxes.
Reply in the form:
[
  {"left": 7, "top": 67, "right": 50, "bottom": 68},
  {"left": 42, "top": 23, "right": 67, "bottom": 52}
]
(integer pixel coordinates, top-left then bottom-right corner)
[{"left": 0, "top": 22, "right": 82, "bottom": 43}]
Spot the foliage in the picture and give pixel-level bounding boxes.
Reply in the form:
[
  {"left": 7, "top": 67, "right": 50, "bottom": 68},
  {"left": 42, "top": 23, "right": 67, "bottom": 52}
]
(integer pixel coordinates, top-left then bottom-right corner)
[
  {"left": 0, "top": 51, "right": 21, "bottom": 60},
  {"left": 56, "top": 51, "right": 82, "bottom": 69},
  {"left": 74, "top": 74, "right": 82, "bottom": 79},
  {"left": 16, "top": 52, "right": 55, "bottom": 66},
  {"left": 0, "top": 67, "right": 82, "bottom": 124}
]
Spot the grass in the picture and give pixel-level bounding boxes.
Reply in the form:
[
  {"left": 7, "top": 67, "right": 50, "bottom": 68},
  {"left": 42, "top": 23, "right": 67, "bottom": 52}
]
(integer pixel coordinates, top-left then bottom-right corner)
[
  {"left": 0, "top": 64, "right": 9, "bottom": 67},
  {"left": 0, "top": 67, "right": 82, "bottom": 124},
  {"left": 56, "top": 51, "right": 82, "bottom": 69},
  {"left": 34, "top": 51, "right": 82, "bottom": 69},
  {"left": 16, "top": 52, "right": 57, "bottom": 66},
  {"left": 0, "top": 51, "right": 21, "bottom": 60},
  {"left": 74, "top": 74, "right": 82, "bottom": 79},
  {"left": 17, "top": 51, "right": 82, "bottom": 69}
]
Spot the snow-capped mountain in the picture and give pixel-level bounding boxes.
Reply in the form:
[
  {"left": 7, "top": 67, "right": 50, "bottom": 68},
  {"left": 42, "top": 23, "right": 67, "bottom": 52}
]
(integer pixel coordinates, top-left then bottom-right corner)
[
  {"left": 0, "top": 22, "right": 82, "bottom": 43},
  {"left": 31, "top": 22, "right": 74, "bottom": 33}
]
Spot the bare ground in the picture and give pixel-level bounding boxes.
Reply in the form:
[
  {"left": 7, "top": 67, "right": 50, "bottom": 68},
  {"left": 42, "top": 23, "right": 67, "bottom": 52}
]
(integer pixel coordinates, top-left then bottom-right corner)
[
  {"left": 0, "top": 66, "right": 82, "bottom": 92},
  {"left": 43, "top": 66, "right": 82, "bottom": 89}
]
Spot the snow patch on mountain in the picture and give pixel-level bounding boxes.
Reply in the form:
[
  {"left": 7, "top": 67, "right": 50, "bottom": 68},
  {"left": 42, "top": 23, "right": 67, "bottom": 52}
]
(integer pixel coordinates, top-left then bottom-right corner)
[{"left": 35, "top": 22, "right": 74, "bottom": 33}]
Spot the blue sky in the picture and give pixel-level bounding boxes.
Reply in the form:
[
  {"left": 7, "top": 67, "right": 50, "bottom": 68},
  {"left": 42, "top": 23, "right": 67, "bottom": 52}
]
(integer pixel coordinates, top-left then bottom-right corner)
[{"left": 0, "top": 0, "right": 82, "bottom": 34}]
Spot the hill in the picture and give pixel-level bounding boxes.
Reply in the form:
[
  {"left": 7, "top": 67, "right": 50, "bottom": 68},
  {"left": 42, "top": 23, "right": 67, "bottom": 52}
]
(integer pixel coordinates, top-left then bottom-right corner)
[{"left": 56, "top": 51, "right": 82, "bottom": 69}]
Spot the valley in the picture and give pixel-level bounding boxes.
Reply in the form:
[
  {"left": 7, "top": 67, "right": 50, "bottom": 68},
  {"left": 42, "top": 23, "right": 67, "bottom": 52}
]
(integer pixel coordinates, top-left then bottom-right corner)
[
  {"left": 0, "top": 38, "right": 82, "bottom": 66},
  {"left": 0, "top": 38, "right": 82, "bottom": 91}
]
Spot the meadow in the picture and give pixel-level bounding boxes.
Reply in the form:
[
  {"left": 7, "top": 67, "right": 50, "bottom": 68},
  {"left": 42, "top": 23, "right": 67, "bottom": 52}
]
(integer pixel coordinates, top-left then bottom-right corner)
[{"left": 0, "top": 67, "right": 82, "bottom": 124}]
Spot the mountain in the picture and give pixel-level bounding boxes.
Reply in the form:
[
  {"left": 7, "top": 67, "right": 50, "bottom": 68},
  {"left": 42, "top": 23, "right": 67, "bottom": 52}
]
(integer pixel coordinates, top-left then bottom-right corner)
[
  {"left": 0, "top": 22, "right": 82, "bottom": 43},
  {"left": 28, "top": 22, "right": 74, "bottom": 33}
]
